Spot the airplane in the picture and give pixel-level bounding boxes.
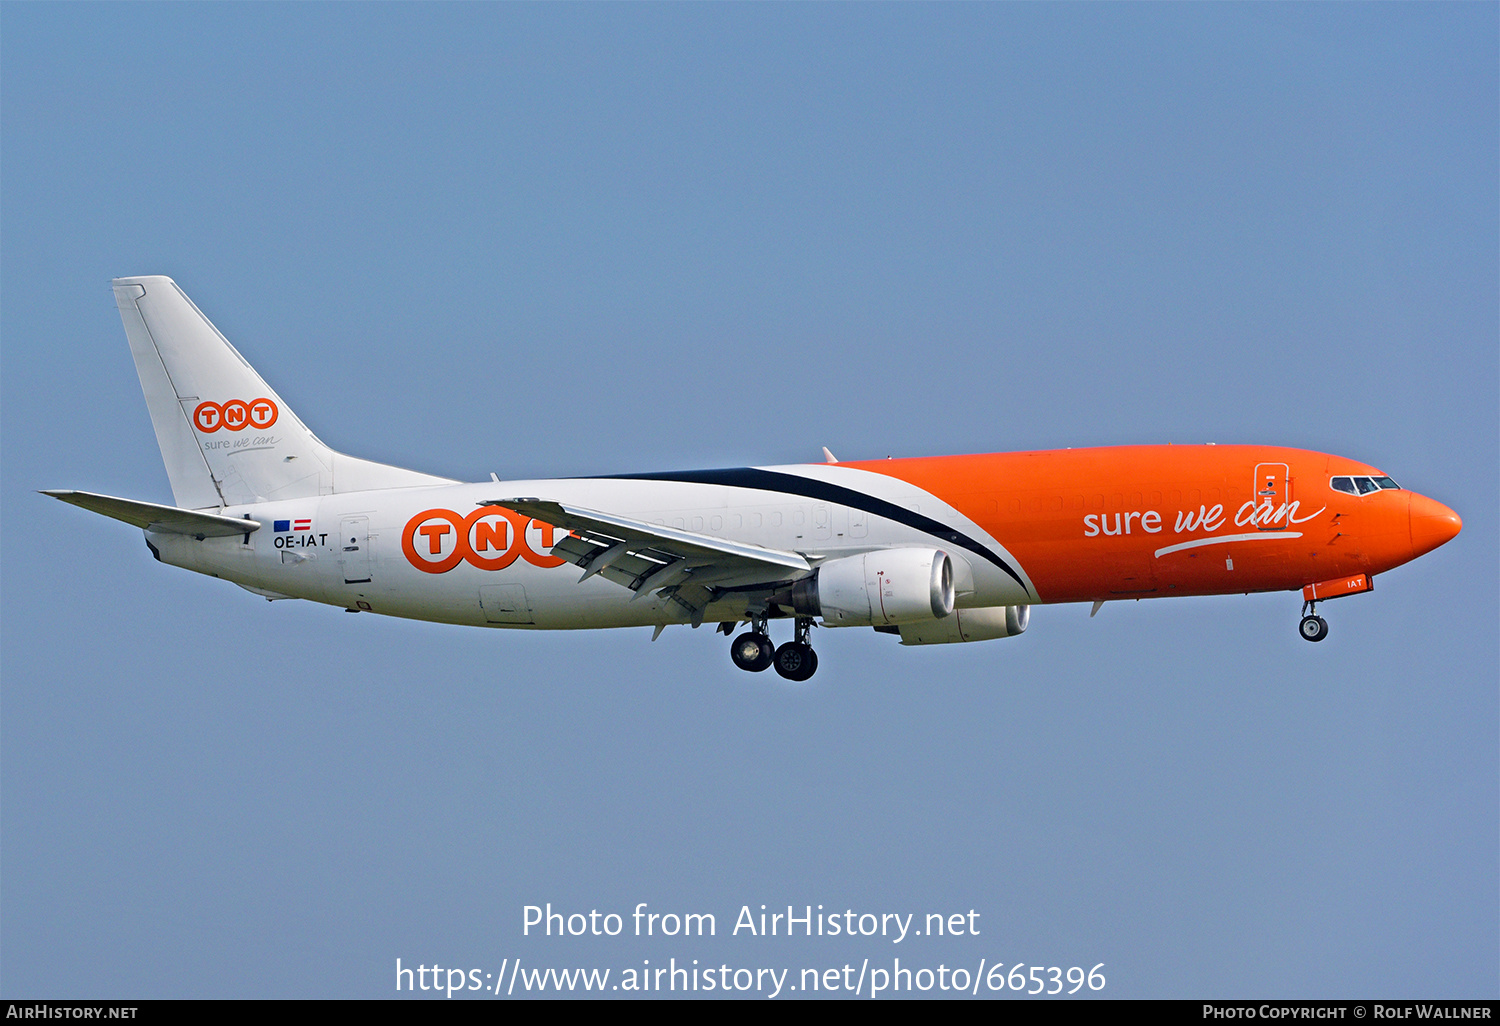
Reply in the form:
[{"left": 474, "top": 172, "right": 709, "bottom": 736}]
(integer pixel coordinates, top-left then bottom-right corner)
[{"left": 46, "top": 276, "right": 1463, "bottom": 681}]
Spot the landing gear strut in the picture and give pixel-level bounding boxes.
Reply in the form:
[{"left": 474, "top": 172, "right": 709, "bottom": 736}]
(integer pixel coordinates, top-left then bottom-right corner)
[
  {"left": 773, "top": 617, "right": 818, "bottom": 682},
  {"left": 1299, "top": 600, "right": 1329, "bottom": 643}
]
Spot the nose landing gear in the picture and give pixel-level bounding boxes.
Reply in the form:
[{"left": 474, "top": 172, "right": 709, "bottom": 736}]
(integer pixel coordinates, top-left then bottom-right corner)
[{"left": 1298, "top": 600, "right": 1329, "bottom": 643}]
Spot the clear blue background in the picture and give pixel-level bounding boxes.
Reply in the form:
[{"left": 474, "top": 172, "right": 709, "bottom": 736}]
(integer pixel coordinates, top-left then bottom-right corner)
[{"left": 3, "top": 4, "right": 1495, "bottom": 998}]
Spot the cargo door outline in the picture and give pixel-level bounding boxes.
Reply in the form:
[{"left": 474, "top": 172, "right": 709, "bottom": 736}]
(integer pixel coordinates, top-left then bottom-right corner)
[
  {"left": 1253, "top": 463, "right": 1291, "bottom": 530},
  {"left": 340, "top": 515, "right": 373, "bottom": 583},
  {"left": 480, "top": 584, "right": 534, "bottom": 624}
]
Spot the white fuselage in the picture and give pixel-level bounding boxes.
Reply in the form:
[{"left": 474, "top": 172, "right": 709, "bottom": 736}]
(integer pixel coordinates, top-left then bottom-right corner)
[{"left": 146, "top": 468, "right": 1033, "bottom": 630}]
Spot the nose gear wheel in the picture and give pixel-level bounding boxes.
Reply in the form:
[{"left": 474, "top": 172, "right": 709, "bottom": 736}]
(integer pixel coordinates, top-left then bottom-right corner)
[
  {"left": 1299, "top": 615, "right": 1329, "bottom": 642},
  {"left": 1298, "top": 599, "right": 1329, "bottom": 642}
]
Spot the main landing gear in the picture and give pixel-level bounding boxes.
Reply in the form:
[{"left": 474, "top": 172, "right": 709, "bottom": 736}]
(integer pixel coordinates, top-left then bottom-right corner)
[
  {"left": 729, "top": 628, "right": 775, "bottom": 673},
  {"left": 728, "top": 616, "right": 819, "bottom": 681},
  {"left": 1298, "top": 600, "right": 1329, "bottom": 643},
  {"left": 774, "top": 617, "right": 819, "bottom": 682}
]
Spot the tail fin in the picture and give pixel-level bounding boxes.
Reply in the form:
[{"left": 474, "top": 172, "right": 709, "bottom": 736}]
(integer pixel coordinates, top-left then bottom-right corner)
[{"left": 113, "top": 276, "right": 453, "bottom": 509}]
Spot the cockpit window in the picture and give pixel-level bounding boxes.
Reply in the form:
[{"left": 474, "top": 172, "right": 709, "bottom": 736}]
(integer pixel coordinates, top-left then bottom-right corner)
[{"left": 1332, "top": 474, "right": 1402, "bottom": 496}]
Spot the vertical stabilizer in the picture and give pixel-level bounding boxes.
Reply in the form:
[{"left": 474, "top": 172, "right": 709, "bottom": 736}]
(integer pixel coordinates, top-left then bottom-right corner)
[{"left": 113, "top": 276, "right": 452, "bottom": 509}]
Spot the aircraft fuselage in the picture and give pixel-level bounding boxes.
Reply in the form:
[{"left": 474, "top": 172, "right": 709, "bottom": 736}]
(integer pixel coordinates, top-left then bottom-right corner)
[{"left": 145, "top": 444, "right": 1458, "bottom": 631}]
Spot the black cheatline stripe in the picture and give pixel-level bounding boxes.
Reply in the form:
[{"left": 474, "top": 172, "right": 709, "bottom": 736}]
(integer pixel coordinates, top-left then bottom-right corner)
[{"left": 596, "top": 467, "right": 1028, "bottom": 592}]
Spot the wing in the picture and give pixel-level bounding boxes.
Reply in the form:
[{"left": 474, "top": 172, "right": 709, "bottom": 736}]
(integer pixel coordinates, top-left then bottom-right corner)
[
  {"left": 42, "top": 490, "right": 261, "bottom": 538},
  {"left": 484, "top": 497, "right": 811, "bottom": 625}
]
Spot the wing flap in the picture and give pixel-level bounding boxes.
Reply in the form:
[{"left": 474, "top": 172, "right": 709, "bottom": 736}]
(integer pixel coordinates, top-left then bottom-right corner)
[
  {"left": 42, "top": 490, "right": 259, "bottom": 538},
  {"left": 485, "top": 497, "right": 810, "bottom": 603}
]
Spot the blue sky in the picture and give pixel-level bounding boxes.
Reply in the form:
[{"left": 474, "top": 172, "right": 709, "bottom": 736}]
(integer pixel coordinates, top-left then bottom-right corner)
[{"left": 3, "top": 4, "right": 1495, "bottom": 998}]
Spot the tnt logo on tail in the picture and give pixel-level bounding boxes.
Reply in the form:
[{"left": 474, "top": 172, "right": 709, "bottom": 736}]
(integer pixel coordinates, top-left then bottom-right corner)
[{"left": 193, "top": 398, "right": 278, "bottom": 433}]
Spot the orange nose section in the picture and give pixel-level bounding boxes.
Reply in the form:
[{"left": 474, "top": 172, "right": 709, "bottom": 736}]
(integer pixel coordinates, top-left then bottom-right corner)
[{"left": 1409, "top": 492, "right": 1462, "bottom": 558}]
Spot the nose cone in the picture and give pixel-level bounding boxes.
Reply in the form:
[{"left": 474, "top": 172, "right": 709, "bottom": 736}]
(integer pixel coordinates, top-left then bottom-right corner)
[{"left": 1409, "top": 492, "right": 1462, "bottom": 558}]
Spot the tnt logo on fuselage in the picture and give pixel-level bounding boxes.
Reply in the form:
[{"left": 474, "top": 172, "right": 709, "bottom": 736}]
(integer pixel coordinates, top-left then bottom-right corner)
[
  {"left": 402, "top": 507, "right": 566, "bottom": 573},
  {"left": 193, "top": 398, "right": 278, "bottom": 433}
]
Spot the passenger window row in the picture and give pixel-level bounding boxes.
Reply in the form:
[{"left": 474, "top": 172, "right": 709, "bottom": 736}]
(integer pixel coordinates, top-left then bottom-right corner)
[{"left": 1330, "top": 475, "right": 1400, "bottom": 495}]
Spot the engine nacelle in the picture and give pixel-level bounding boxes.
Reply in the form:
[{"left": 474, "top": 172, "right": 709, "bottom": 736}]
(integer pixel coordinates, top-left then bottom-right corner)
[
  {"left": 786, "top": 548, "right": 955, "bottom": 627},
  {"left": 896, "top": 604, "right": 1030, "bottom": 645}
]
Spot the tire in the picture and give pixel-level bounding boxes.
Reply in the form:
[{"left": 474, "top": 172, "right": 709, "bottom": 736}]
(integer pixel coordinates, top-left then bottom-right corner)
[
  {"left": 1299, "top": 615, "right": 1329, "bottom": 643},
  {"left": 730, "top": 632, "right": 775, "bottom": 672},
  {"left": 774, "top": 641, "right": 817, "bottom": 681}
]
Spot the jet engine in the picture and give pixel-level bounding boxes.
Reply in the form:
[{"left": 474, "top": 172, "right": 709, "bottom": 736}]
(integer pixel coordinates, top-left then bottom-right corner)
[
  {"left": 781, "top": 547, "right": 955, "bottom": 626},
  {"left": 894, "top": 604, "right": 1030, "bottom": 645}
]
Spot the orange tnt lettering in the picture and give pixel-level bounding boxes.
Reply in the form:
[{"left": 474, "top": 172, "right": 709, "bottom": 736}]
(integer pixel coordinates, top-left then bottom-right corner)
[
  {"left": 402, "top": 507, "right": 565, "bottom": 573},
  {"left": 419, "top": 523, "right": 451, "bottom": 555},
  {"left": 249, "top": 399, "right": 278, "bottom": 427},
  {"left": 192, "top": 397, "right": 277, "bottom": 433},
  {"left": 473, "top": 520, "right": 509, "bottom": 552}
]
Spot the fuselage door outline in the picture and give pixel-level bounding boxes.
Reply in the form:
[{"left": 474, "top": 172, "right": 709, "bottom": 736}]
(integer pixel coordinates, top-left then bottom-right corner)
[
  {"left": 1253, "top": 463, "right": 1291, "bottom": 530},
  {"left": 340, "top": 515, "right": 373, "bottom": 584}
]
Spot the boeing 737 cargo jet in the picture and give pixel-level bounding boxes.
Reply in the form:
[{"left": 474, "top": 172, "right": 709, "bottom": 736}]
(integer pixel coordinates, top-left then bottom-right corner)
[{"left": 46, "top": 277, "right": 1462, "bottom": 680}]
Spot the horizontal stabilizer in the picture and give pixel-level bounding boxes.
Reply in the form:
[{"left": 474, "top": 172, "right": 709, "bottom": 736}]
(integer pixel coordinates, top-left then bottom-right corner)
[{"left": 41, "top": 490, "right": 259, "bottom": 538}]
